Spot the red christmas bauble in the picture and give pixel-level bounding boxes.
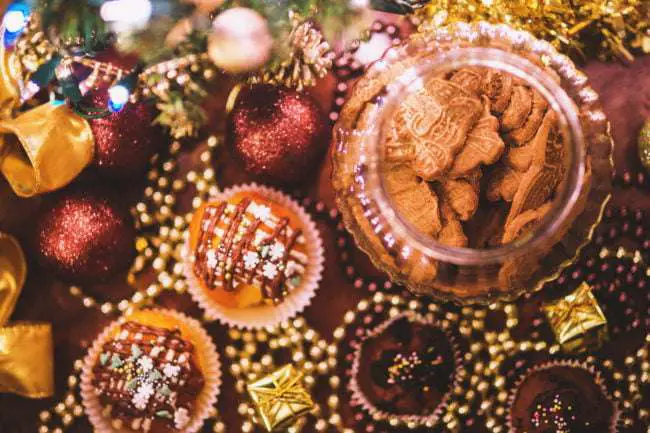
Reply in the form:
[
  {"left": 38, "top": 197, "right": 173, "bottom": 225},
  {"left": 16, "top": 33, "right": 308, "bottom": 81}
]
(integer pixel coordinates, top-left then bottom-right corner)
[
  {"left": 86, "top": 88, "right": 164, "bottom": 178},
  {"left": 227, "top": 84, "right": 329, "bottom": 184},
  {"left": 34, "top": 189, "right": 136, "bottom": 283}
]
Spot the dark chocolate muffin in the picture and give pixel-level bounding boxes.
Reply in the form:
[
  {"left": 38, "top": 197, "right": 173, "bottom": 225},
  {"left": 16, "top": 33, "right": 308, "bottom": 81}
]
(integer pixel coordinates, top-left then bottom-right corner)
[
  {"left": 354, "top": 315, "right": 458, "bottom": 416},
  {"left": 508, "top": 363, "right": 618, "bottom": 433}
]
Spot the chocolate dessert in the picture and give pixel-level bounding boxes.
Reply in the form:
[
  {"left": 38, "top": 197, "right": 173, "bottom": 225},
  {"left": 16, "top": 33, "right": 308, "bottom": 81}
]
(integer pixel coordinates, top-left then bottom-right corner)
[
  {"left": 509, "top": 364, "right": 618, "bottom": 433},
  {"left": 354, "top": 315, "right": 458, "bottom": 416},
  {"left": 91, "top": 321, "right": 205, "bottom": 433}
]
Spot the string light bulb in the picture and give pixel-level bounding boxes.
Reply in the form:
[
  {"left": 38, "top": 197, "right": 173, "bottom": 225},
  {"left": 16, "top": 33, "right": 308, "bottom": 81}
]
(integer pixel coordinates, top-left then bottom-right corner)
[
  {"left": 107, "top": 84, "right": 129, "bottom": 113},
  {"left": 107, "top": 64, "right": 142, "bottom": 113}
]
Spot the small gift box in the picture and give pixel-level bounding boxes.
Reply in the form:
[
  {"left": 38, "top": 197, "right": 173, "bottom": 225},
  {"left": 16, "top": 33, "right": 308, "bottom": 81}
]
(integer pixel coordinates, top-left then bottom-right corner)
[
  {"left": 543, "top": 282, "right": 608, "bottom": 352},
  {"left": 247, "top": 364, "right": 314, "bottom": 432}
]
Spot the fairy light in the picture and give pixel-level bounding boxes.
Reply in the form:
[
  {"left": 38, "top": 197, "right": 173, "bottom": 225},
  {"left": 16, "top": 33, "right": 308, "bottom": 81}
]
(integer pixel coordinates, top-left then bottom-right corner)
[{"left": 107, "top": 84, "right": 129, "bottom": 113}]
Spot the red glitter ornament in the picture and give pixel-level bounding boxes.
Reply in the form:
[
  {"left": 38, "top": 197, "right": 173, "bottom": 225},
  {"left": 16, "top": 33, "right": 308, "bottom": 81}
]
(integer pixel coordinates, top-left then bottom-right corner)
[
  {"left": 86, "top": 87, "right": 164, "bottom": 178},
  {"left": 34, "top": 189, "right": 136, "bottom": 283},
  {"left": 227, "top": 84, "right": 329, "bottom": 184}
]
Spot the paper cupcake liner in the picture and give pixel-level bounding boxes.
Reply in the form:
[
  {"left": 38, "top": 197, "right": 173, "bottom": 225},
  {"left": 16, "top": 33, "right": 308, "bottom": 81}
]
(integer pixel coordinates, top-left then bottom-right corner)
[
  {"left": 505, "top": 358, "right": 621, "bottom": 433},
  {"left": 183, "top": 183, "right": 324, "bottom": 330},
  {"left": 80, "top": 309, "right": 222, "bottom": 433},
  {"left": 347, "top": 311, "right": 463, "bottom": 428}
]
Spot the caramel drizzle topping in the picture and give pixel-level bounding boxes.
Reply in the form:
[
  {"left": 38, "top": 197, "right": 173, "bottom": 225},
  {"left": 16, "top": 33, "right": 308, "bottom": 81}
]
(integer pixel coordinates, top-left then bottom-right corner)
[{"left": 193, "top": 199, "right": 304, "bottom": 301}]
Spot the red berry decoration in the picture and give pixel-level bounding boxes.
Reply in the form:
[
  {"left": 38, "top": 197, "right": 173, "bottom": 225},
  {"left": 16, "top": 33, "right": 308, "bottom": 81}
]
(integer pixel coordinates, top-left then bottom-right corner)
[
  {"left": 86, "top": 88, "right": 163, "bottom": 178},
  {"left": 227, "top": 84, "right": 329, "bottom": 184},
  {"left": 34, "top": 189, "right": 136, "bottom": 284}
]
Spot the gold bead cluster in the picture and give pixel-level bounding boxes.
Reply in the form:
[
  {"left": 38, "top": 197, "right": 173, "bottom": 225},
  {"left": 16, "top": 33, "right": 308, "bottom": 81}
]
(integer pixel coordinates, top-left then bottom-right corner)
[
  {"left": 66, "top": 136, "right": 222, "bottom": 315},
  {"left": 224, "top": 317, "right": 351, "bottom": 433},
  {"left": 37, "top": 360, "right": 84, "bottom": 433}
]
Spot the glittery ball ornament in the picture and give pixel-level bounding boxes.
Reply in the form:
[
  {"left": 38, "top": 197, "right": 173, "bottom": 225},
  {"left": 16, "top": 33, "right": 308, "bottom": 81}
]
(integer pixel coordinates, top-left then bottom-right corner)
[
  {"left": 85, "top": 87, "right": 163, "bottom": 178},
  {"left": 34, "top": 189, "right": 136, "bottom": 283},
  {"left": 227, "top": 84, "right": 329, "bottom": 184},
  {"left": 208, "top": 8, "right": 273, "bottom": 74}
]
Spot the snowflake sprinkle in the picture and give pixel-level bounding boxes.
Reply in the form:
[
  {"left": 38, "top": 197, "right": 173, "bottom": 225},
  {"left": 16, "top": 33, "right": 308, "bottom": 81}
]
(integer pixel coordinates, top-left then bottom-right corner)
[
  {"left": 262, "top": 262, "right": 279, "bottom": 279},
  {"left": 137, "top": 382, "right": 155, "bottom": 399},
  {"left": 137, "top": 356, "right": 154, "bottom": 372},
  {"left": 243, "top": 251, "right": 260, "bottom": 270},
  {"left": 250, "top": 203, "right": 272, "bottom": 222},
  {"left": 132, "top": 391, "right": 150, "bottom": 410},
  {"left": 269, "top": 243, "right": 286, "bottom": 261},
  {"left": 162, "top": 363, "right": 181, "bottom": 379},
  {"left": 174, "top": 407, "right": 190, "bottom": 429},
  {"left": 206, "top": 250, "right": 219, "bottom": 269}
]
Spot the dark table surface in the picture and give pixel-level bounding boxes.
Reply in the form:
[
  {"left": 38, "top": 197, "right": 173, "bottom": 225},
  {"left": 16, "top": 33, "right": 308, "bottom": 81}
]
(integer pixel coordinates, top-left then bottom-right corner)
[{"left": 0, "top": 36, "right": 649, "bottom": 433}]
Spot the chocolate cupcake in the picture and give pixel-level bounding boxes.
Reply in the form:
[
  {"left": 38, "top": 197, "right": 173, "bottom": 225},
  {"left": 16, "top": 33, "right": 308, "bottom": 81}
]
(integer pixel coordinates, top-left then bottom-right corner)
[
  {"left": 349, "top": 312, "right": 461, "bottom": 426},
  {"left": 507, "top": 360, "right": 620, "bottom": 433},
  {"left": 81, "top": 309, "right": 221, "bottom": 433},
  {"left": 184, "top": 183, "right": 323, "bottom": 329}
]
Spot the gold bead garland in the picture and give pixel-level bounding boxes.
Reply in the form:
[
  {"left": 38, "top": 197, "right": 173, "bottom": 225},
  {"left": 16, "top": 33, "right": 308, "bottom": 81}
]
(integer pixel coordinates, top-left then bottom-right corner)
[
  {"left": 66, "top": 136, "right": 222, "bottom": 315},
  {"left": 36, "top": 360, "right": 84, "bottom": 433}
]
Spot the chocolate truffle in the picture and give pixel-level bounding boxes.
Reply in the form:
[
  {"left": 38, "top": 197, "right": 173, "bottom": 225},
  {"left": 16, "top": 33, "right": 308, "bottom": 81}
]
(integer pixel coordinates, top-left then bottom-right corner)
[
  {"left": 509, "top": 364, "right": 618, "bottom": 433},
  {"left": 354, "top": 315, "right": 458, "bottom": 416}
]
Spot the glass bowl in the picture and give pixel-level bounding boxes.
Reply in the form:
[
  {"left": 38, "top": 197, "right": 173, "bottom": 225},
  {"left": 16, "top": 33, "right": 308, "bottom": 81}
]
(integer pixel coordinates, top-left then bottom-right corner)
[{"left": 331, "top": 22, "right": 613, "bottom": 303}]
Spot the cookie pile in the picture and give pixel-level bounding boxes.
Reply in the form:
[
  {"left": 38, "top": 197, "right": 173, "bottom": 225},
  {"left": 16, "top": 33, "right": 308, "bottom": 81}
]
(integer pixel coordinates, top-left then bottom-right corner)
[{"left": 379, "top": 66, "right": 580, "bottom": 248}]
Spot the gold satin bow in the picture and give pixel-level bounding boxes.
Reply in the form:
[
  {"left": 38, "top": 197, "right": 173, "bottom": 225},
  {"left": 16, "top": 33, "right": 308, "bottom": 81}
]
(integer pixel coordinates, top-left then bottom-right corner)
[
  {"left": 0, "top": 232, "right": 54, "bottom": 398},
  {"left": 0, "top": 37, "right": 94, "bottom": 197},
  {"left": 543, "top": 282, "right": 608, "bottom": 352}
]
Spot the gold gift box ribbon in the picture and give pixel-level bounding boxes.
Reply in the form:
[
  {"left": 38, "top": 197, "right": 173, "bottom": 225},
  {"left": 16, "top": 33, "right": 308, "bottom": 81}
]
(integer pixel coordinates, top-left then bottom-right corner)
[
  {"left": 0, "top": 30, "right": 94, "bottom": 198},
  {"left": 247, "top": 364, "right": 314, "bottom": 432},
  {"left": 543, "top": 282, "right": 608, "bottom": 352},
  {"left": 0, "top": 232, "right": 53, "bottom": 398}
]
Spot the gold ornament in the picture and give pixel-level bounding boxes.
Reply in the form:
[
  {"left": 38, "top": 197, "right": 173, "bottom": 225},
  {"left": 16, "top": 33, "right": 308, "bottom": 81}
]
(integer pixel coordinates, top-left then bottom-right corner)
[
  {"left": 247, "top": 364, "right": 315, "bottom": 432},
  {"left": 414, "top": 0, "right": 650, "bottom": 61},
  {"left": 0, "top": 232, "right": 54, "bottom": 398},
  {"left": 543, "top": 282, "right": 608, "bottom": 352},
  {"left": 251, "top": 15, "right": 333, "bottom": 91}
]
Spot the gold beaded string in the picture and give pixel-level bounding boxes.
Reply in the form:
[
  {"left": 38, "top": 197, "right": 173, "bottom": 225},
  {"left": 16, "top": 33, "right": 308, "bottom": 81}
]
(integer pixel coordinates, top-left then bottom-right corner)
[
  {"left": 599, "top": 246, "right": 650, "bottom": 427},
  {"left": 225, "top": 317, "right": 349, "bottom": 433},
  {"left": 37, "top": 360, "right": 84, "bottom": 433},
  {"left": 66, "top": 136, "right": 222, "bottom": 314}
]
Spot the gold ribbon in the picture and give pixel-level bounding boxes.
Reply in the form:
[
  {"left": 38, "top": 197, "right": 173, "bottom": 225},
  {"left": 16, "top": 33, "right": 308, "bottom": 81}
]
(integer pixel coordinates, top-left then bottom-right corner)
[
  {"left": 0, "top": 232, "right": 54, "bottom": 398},
  {"left": 543, "top": 282, "right": 608, "bottom": 352},
  {"left": 0, "top": 34, "right": 94, "bottom": 197}
]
